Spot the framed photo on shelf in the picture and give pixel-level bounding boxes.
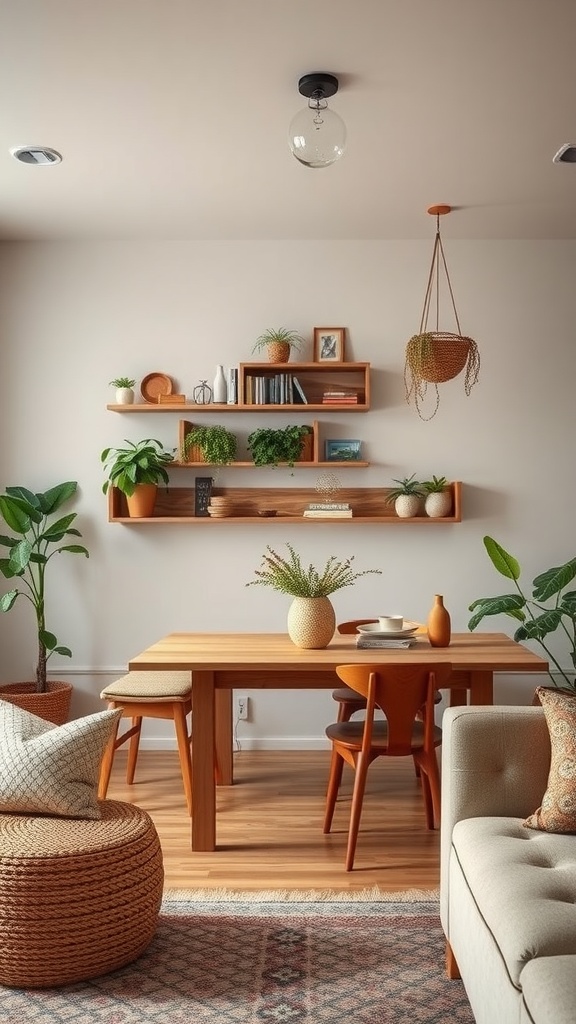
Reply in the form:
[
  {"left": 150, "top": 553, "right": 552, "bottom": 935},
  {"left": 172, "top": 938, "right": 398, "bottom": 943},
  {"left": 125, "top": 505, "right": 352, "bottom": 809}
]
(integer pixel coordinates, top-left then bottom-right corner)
[
  {"left": 314, "top": 327, "right": 345, "bottom": 363},
  {"left": 325, "top": 439, "right": 361, "bottom": 462}
]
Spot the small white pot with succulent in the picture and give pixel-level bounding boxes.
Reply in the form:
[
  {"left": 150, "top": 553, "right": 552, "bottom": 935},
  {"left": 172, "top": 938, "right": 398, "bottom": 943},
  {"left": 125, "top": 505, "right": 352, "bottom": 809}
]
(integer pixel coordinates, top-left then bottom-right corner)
[
  {"left": 110, "top": 377, "right": 136, "bottom": 405},
  {"left": 422, "top": 476, "right": 452, "bottom": 518},
  {"left": 386, "top": 474, "right": 424, "bottom": 518}
]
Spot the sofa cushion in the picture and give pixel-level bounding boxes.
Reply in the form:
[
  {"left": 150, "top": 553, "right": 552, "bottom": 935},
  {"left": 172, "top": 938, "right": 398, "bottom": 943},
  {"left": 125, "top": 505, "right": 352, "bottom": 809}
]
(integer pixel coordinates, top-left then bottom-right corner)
[
  {"left": 0, "top": 700, "right": 121, "bottom": 819},
  {"left": 524, "top": 687, "right": 576, "bottom": 834},
  {"left": 520, "top": 955, "right": 576, "bottom": 1024},
  {"left": 451, "top": 816, "right": 576, "bottom": 986}
]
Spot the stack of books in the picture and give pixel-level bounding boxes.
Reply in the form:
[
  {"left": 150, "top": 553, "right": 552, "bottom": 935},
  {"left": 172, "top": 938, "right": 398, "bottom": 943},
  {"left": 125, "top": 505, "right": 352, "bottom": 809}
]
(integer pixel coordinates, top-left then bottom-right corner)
[
  {"left": 321, "top": 390, "right": 359, "bottom": 405},
  {"left": 303, "top": 502, "right": 352, "bottom": 519}
]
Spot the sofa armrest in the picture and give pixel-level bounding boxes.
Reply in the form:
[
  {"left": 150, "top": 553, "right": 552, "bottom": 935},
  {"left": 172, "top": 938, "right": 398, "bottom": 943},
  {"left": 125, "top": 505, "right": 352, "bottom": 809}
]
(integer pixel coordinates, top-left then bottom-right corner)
[{"left": 440, "top": 705, "right": 550, "bottom": 923}]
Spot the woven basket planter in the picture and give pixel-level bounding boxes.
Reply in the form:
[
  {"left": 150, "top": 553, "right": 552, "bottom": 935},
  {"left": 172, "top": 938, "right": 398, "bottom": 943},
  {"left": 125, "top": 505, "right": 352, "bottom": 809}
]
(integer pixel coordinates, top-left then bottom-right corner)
[
  {"left": 0, "top": 800, "right": 163, "bottom": 988},
  {"left": 407, "top": 331, "right": 474, "bottom": 384},
  {"left": 287, "top": 596, "right": 336, "bottom": 649},
  {"left": 0, "top": 680, "right": 73, "bottom": 725}
]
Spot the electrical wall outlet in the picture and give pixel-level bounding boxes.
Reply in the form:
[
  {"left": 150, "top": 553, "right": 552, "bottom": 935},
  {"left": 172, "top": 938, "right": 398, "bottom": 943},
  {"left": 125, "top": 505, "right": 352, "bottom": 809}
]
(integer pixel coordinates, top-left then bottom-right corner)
[{"left": 236, "top": 695, "right": 249, "bottom": 721}]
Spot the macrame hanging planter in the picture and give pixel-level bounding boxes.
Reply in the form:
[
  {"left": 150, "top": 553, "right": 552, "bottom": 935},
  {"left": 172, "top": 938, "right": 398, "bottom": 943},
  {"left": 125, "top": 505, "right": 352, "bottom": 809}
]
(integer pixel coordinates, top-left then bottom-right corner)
[{"left": 404, "top": 205, "right": 480, "bottom": 420}]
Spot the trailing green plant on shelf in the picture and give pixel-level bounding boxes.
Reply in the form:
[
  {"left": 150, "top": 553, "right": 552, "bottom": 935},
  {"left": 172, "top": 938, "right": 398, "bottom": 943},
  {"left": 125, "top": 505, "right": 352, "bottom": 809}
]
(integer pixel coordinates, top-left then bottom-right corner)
[
  {"left": 246, "top": 543, "right": 382, "bottom": 597},
  {"left": 181, "top": 425, "right": 238, "bottom": 466},
  {"left": 468, "top": 536, "right": 576, "bottom": 692},
  {"left": 252, "top": 328, "right": 305, "bottom": 363},
  {"left": 101, "top": 438, "right": 174, "bottom": 496},
  {"left": 247, "top": 425, "right": 312, "bottom": 467},
  {"left": 0, "top": 481, "right": 89, "bottom": 692}
]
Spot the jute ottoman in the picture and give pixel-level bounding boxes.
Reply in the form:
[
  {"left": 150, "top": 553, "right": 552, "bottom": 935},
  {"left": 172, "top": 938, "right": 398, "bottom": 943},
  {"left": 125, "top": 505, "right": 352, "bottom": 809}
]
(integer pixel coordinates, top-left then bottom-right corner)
[{"left": 0, "top": 799, "right": 164, "bottom": 988}]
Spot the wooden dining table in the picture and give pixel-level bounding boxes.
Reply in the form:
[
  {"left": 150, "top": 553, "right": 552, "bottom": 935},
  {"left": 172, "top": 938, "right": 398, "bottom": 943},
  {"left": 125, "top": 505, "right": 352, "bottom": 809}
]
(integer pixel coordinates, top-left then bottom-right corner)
[{"left": 128, "top": 631, "right": 548, "bottom": 851}]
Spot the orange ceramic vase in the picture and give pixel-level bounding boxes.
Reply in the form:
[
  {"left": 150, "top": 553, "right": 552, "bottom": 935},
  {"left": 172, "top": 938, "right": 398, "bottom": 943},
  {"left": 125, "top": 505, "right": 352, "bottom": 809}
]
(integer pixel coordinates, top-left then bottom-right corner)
[{"left": 427, "top": 594, "right": 451, "bottom": 647}]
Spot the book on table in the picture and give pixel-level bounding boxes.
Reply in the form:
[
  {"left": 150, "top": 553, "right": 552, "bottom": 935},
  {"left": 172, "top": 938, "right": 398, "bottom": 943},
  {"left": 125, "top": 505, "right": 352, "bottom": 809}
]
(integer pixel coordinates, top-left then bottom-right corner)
[{"left": 303, "top": 509, "right": 353, "bottom": 518}]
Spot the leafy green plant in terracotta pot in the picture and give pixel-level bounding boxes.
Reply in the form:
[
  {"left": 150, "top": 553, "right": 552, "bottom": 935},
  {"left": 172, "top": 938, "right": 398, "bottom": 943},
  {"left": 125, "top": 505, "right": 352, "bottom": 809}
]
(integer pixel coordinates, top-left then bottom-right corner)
[
  {"left": 181, "top": 425, "right": 238, "bottom": 466},
  {"left": 385, "top": 474, "right": 424, "bottom": 518},
  {"left": 252, "top": 328, "right": 305, "bottom": 364},
  {"left": 468, "top": 536, "right": 576, "bottom": 692},
  {"left": 247, "top": 425, "right": 312, "bottom": 467},
  {"left": 422, "top": 475, "right": 452, "bottom": 518},
  {"left": 0, "top": 480, "right": 89, "bottom": 720},
  {"left": 101, "top": 438, "right": 174, "bottom": 518},
  {"left": 246, "top": 543, "right": 382, "bottom": 649}
]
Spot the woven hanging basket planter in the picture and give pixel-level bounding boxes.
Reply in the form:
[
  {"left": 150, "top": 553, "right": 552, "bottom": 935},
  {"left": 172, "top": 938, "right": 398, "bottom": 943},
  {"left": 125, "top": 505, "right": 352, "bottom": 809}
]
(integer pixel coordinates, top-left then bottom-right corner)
[{"left": 404, "top": 206, "right": 480, "bottom": 420}]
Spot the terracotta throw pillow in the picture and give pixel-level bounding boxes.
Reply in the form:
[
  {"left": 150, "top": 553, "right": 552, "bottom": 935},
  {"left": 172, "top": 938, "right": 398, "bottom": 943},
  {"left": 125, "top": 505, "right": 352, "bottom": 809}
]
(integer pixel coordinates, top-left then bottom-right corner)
[
  {"left": 524, "top": 686, "right": 576, "bottom": 833},
  {"left": 0, "top": 700, "right": 121, "bottom": 819}
]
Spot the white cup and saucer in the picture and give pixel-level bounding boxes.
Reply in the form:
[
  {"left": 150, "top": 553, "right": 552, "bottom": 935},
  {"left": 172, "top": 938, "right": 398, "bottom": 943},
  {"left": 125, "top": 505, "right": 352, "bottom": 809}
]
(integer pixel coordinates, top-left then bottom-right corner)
[{"left": 378, "top": 615, "right": 404, "bottom": 632}]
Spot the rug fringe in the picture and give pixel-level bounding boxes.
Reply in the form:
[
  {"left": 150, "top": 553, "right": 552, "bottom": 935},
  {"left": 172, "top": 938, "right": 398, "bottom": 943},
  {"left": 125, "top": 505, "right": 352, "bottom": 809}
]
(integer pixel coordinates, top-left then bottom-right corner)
[{"left": 163, "top": 886, "right": 439, "bottom": 903}]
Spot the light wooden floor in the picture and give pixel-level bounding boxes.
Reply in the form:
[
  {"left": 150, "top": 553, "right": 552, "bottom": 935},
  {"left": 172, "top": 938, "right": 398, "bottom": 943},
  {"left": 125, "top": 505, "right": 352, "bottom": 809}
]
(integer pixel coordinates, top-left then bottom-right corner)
[{"left": 105, "top": 749, "right": 441, "bottom": 892}]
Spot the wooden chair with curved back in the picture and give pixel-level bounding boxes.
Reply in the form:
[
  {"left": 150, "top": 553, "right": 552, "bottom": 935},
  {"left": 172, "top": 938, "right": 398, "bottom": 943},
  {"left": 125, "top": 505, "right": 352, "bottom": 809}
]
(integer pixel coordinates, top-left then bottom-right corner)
[
  {"left": 331, "top": 620, "right": 378, "bottom": 722},
  {"left": 323, "top": 661, "right": 452, "bottom": 871}
]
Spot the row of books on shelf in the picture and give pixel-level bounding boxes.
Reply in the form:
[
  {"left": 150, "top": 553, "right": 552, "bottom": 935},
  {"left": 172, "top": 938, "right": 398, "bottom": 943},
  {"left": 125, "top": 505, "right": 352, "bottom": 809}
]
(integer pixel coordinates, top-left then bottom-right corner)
[
  {"left": 321, "top": 390, "right": 359, "bottom": 404},
  {"left": 302, "top": 502, "right": 353, "bottom": 518},
  {"left": 244, "top": 373, "right": 308, "bottom": 405}
]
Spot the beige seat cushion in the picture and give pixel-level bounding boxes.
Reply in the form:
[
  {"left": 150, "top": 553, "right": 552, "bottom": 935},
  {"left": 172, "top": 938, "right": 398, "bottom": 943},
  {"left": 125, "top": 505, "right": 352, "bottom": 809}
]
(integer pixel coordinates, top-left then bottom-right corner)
[
  {"left": 100, "top": 670, "right": 192, "bottom": 701},
  {"left": 0, "top": 700, "right": 121, "bottom": 819}
]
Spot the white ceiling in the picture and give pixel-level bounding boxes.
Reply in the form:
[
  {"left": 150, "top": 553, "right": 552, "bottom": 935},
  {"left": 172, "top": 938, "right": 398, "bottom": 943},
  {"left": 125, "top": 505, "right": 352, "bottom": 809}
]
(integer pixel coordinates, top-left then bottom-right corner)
[{"left": 2, "top": 0, "right": 576, "bottom": 241}]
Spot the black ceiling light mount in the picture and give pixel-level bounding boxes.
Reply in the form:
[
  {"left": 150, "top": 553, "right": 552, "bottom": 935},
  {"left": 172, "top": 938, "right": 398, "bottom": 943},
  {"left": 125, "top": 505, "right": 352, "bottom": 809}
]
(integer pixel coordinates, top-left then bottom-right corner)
[
  {"left": 553, "top": 143, "right": 576, "bottom": 164},
  {"left": 288, "top": 72, "right": 346, "bottom": 169}
]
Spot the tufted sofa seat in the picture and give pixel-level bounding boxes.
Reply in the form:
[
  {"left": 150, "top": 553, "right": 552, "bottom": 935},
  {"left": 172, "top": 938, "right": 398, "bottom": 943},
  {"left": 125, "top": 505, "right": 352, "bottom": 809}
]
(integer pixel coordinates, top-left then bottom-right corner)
[{"left": 440, "top": 705, "right": 576, "bottom": 1024}]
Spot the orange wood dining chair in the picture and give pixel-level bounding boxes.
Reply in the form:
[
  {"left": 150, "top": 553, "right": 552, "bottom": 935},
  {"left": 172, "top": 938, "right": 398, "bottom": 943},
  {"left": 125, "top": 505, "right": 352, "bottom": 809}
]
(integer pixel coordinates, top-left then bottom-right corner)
[
  {"left": 332, "top": 620, "right": 378, "bottom": 721},
  {"left": 323, "top": 661, "right": 452, "bottom": 871}
]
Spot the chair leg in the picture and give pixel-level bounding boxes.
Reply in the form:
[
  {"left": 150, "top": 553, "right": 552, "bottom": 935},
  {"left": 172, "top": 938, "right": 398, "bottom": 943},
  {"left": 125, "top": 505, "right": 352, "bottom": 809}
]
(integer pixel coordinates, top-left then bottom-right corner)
[
  {"left": 126, "top": 716, "right": 143, "bottom": 784},
  {"left": 323, "top": 747, "right": 345, "bottom": 833},
  {"left": 336, "top": 702, "right": 357, "bottom": 724},
  {"left": 98, "top": 712, "right": 121, "bottom": 799},
  {"left": 345, "top": 751, "right": 369, "bottom": 872},
  {"left": 446, "top": 941, "right": 461, "bottom": 979},
  {"left": 173, "top": 702, "right": 193, "bottom": 816}
]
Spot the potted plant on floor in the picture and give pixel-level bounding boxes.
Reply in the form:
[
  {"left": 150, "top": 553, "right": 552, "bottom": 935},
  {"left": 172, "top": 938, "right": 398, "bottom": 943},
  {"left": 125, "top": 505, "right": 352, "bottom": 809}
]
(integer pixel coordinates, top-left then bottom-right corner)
[
  {"left": 252, "top": 327, "right": 305, "bottom": 364},
  {"left": 101, "top": 438, "right": 174, "bottom": 518},
  {"left": 468, "top": 536, "right": 576, "bottom": 692},
  {"left": 247, "top": 543, "right": 381, "bottom": 649},
  {"left": 247, "top": 425, "right": 313, "bottom": 467},
  {"left": 0, "top": 480, "right": 89, "bottom": 723}
]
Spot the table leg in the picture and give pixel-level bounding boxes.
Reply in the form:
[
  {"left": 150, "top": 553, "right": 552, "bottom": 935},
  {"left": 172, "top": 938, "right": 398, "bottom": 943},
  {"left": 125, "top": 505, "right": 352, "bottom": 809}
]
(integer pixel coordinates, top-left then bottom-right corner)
[
  {"left": 469, "top": 670, "right": 493, "bottom": 705},
  {"left": 215, "top": 689, "right": 233, "bottom": 785},
  {"left": 191, "top": 670, "right": 216, "bottom": 852}
]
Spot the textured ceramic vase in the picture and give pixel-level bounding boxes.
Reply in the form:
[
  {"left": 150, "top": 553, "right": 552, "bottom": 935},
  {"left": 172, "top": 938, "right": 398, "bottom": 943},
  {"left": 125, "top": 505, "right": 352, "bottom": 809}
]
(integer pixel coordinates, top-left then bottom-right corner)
[
  {"left": 425, "top": 490, "right": 452, "bottom": 518},
  {"left": 427, "top": 594, "right": 451, "bottom": 647},
  {"left": 287, "top": 596, "right": 336, "bottom": 649},
  {"left": 115, "top": 387, "right": 134, "bottom": 405},
  {"left": 213, "top": 365, "right": 228, "bottom": 403},
  {"left": 394, "top": 495, "right": 422, "bottom": 518}
]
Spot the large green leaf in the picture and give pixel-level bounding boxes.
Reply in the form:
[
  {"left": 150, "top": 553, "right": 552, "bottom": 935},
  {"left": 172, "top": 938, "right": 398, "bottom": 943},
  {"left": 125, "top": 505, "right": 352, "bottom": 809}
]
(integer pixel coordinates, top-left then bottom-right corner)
[
  {"left": 468, "top": 594, "right": 525, "bottom": 631},
  {"left": 36, "top": 481, "right": 77, "bottom": 515},
  {"left": 0, "top": 590, "right": 18, "bottom": 610},
  {"left": 57, "top": 544, "right": 89, "bottom": 557},
  {"left": 560, "top": 591, "right": 576, "bottom": 615},
  {"left": 515, "top": 608, "right": 563, "bottom": 641},
  {"left": 5, "top": 486, "right": 40, "bottom": 509},
  {"left": 8, "top": 539, "right": 32, "bottom": 573},
  {"left": 0, "top": 495, "right": 33, "bottom": 534},
  {"left": 41, "top": 513, "right": 78, "bottom": 541},
  {"left": 39, "top": 629, "right": 58, "bottom": 651},
  {"left": 533, "top": 559, "right": 576, "bottom": 602},
  {"left": 483, "top": 537, "right": 520, "bottom": 580},
  {"left": 0, "top": 535, "right": 17, "bottom": 550}
]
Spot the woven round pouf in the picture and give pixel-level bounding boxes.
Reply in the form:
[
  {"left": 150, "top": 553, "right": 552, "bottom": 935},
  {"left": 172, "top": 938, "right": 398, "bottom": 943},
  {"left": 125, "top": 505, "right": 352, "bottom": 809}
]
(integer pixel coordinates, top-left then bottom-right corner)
[{"left": 0, "top": 800, "right": 164, "bottom": 988}]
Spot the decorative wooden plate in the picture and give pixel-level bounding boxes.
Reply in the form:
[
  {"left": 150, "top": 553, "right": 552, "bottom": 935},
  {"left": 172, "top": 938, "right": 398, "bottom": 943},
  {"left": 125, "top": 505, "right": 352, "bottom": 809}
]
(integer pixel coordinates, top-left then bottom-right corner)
[{"left": 141, "top": 372, "right": 173, "bottom": 403}]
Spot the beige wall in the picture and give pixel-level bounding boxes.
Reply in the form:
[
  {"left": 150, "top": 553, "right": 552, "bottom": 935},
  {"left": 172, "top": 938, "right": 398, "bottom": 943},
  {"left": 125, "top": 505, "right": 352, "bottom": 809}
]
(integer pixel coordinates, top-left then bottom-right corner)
[{"left": 0, "top": 239, "right": 574, "bottom": 745}]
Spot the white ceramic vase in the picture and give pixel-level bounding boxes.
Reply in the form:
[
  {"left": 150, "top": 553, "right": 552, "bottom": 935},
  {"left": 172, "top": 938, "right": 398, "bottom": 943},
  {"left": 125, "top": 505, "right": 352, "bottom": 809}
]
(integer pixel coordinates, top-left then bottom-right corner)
[
  {"left": 425, "top": 490, "right": 452, "bottom": 517},
  {"left": 213, "top": 365, "right": 227, "bottom": 403},
  {"left": 115, "top": 387, "right": 134, "bottom": 405},
  {"left": 287, "top": 596, "right": 336, "bottom": 649},
  {"left": 394, "top": 495, "right": 422, "bottom": 518}
]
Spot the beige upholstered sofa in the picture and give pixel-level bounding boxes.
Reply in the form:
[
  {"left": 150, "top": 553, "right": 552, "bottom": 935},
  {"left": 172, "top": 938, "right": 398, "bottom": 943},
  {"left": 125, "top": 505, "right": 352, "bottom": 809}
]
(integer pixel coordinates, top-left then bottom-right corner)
[{"left": 440, "top": 704, "right": 576, "bottom": 1024}]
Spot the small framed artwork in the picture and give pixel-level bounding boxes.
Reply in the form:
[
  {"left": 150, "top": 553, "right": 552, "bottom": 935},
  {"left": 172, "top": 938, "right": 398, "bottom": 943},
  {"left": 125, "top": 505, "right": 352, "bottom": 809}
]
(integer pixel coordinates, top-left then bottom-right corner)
[
  {"left": 314, "top": 327, "right": 345, "bottom": 363},
  {"left": 325, "top": 439, "right": 361, "bottom": 462}
]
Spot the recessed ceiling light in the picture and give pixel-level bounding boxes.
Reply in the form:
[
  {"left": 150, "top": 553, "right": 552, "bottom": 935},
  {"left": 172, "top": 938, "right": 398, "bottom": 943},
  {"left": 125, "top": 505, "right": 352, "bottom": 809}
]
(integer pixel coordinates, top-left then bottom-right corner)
[
  {"left": 10, "top": 146, "right": 62, "bottom": 165},
  {"left": 552, "top": 143, "right": 576, "bottom": 164}
]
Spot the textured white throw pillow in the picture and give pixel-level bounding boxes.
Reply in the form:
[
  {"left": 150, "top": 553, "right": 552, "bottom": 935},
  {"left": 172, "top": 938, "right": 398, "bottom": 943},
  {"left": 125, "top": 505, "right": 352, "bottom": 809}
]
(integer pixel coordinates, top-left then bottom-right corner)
[{"left": 0, "top": 700, "right": 121, "bottom": 819}]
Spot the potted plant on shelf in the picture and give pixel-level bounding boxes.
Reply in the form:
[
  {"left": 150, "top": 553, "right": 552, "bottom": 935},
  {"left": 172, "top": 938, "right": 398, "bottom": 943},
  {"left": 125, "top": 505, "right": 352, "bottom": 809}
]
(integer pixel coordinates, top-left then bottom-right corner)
[
  {"left": 422, "top": 475, "right": 452, "bottom": 518},
  {"left": 101, "top": 438, "right": 174, "bottom": 518},
  {"left": 181, "top": 425, "right": 238, "bottom": 466},
  {"left": 385, "top": 474, "right": 424, "bottom": 518},
  {"left": 0, "top": 480, "right": 89, "bottom": 723},
  {"left": 247, "top": 543, "right": 382, "bottom": 649},
  {"left": 247, "top": 425, "right": 313, "bottom": 467},
  {"left": 252, "top": 327, "right": 305, "bottom": 364},
  {"left": 109, "top": 377, "right": 136, "bottom": 405},
  {"left": 468, "top": 536, "right": 576, "bottom": 692}
]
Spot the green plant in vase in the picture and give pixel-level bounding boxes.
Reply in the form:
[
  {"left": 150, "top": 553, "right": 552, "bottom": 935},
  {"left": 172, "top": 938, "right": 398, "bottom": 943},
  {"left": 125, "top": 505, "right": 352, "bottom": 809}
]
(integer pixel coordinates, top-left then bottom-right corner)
[
  {"left": 247, "top": 425, "right": 312, "bottom": 467},
  {"left": 252, "top": 328, "right": 305, "bottom": 364},
  {"left": 385, "top": 474, "right": 424, "bottom": 518},
  {"left": 181, "top": 425, "right": 238, "bottom": 466},
  {"left": 422, "top": 475, "right": 452, "bottom": 518},
  {"left": 468, "top": 536, "right": 576, "bottom": 692}
]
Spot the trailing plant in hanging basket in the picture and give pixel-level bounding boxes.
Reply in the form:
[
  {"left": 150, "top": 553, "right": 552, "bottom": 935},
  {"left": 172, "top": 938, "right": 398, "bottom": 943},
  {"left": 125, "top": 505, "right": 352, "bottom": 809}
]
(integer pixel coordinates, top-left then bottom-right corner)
[{"left": 404, "top": 206, "right": 480, "bottom": 420}]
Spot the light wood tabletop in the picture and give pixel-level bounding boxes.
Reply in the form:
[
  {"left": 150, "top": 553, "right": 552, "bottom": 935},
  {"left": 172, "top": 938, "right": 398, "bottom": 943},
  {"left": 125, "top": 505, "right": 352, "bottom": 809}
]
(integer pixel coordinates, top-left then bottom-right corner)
[{"left": 129, "top": 631, "right": 548, "bottom": 851}]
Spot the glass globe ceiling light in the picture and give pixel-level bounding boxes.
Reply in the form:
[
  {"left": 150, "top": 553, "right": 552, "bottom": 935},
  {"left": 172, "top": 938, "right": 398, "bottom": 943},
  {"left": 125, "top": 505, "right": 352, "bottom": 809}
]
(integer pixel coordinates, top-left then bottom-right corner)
[{"left": 289, "top": 72, "right": 346, "bottom": 168}]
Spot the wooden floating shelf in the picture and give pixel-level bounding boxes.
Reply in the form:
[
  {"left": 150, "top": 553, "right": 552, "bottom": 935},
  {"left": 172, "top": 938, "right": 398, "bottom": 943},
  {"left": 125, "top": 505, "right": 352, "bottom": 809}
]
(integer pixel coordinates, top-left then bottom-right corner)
[
  {"left": 108, "top": 483, "right": 462, "bottom": 525},
  {"left": 175, "top": 419, "right": 368, "bottom": 469}
]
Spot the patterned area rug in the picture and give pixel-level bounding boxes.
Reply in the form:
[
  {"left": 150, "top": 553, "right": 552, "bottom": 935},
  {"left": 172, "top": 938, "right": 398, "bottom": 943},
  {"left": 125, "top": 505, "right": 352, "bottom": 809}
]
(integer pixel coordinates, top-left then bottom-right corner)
[{"left": 1, "top": 889, "right": 473, "bottom": 1023}]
